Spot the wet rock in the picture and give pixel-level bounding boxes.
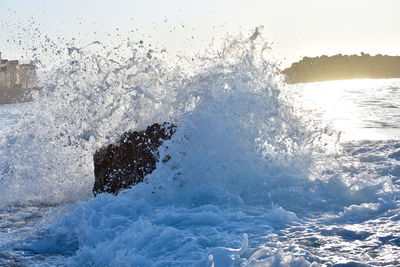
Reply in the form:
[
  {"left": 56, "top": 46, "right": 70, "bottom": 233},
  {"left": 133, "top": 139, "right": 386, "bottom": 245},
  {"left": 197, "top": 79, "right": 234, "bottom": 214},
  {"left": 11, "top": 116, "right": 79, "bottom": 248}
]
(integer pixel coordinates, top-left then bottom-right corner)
[{"left": 93, "top": 122, "right": 176, "bottom": 195}]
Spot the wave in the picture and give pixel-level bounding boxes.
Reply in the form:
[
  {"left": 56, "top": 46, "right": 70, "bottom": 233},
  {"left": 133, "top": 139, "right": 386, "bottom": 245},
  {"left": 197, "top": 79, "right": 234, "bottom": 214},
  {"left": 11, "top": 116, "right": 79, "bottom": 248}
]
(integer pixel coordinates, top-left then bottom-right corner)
[{"left": 0, "top": 29, "right": 395, "bottom": 265}]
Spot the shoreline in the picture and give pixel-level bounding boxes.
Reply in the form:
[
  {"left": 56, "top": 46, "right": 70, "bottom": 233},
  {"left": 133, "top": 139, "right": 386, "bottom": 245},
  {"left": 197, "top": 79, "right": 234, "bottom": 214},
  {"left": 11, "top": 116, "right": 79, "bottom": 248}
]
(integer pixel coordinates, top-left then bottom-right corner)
[{"left": 283, "top": 53, "right": 400, "bottom": 84}]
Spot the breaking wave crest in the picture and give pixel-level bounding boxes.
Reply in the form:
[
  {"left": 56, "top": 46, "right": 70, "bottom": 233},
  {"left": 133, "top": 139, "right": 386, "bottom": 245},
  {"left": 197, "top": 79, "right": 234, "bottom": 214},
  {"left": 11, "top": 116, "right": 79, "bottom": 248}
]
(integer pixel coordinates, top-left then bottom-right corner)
[
  {"left": 0, "top": 29, "right": 394, "bottom": 265},
  {"left": 0, "top": 29, "right": 313, "bottom": 206}
]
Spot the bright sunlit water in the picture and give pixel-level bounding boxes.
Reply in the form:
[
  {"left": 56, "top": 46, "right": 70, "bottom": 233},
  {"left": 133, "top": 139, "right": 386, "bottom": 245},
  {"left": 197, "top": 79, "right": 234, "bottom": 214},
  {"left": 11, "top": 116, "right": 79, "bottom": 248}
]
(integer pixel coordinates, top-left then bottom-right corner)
[
  {"left": 0, "top": 36, "right": 399, "bottom": 266},
  {"left": 288, "top": 79, "right": 400, "bottom": 142}
]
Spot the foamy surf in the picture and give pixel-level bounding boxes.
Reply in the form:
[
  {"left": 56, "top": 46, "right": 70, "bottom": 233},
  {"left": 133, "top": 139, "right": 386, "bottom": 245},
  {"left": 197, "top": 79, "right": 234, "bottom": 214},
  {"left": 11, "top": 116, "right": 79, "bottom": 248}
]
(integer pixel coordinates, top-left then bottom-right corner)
[{"left": 0, "top": 30, "right": 399, "bottom": 266}]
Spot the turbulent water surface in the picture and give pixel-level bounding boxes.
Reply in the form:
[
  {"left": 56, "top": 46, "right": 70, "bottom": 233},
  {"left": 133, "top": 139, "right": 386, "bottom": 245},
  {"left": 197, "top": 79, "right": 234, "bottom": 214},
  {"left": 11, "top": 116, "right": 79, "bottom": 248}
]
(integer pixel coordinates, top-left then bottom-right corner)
[{"left": 0, "top": 35, "right": 400, "bottom": 266}]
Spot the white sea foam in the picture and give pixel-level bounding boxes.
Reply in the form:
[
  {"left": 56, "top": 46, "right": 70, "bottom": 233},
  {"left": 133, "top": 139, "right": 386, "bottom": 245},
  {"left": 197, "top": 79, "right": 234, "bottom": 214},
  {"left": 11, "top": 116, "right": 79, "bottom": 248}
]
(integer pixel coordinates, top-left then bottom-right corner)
[{"left": 1, "top": 29, "right": 398, "bottom": 266}]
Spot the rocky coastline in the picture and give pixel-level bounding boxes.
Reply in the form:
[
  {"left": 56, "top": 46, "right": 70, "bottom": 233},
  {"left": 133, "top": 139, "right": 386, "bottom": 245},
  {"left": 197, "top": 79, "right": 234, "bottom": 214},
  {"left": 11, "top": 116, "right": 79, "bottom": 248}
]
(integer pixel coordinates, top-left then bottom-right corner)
[{"left": 283, "top": 53, "right": 400, "bottom": 84}]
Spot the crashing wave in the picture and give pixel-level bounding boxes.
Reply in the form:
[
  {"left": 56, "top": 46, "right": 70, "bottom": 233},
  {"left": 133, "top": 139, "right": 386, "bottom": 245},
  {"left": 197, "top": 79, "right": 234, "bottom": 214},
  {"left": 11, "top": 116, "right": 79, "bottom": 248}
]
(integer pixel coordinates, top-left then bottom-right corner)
[{"left": 0, "top": 29, "right": 394, "bottom": 265}]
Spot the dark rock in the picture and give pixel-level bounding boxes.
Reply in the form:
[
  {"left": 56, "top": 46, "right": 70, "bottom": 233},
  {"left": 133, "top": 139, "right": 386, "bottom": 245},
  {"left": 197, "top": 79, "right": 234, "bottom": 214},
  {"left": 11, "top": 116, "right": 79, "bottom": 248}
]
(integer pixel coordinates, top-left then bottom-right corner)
[{"left": 93, "top": 122, "right": 176, "bottom": 195}]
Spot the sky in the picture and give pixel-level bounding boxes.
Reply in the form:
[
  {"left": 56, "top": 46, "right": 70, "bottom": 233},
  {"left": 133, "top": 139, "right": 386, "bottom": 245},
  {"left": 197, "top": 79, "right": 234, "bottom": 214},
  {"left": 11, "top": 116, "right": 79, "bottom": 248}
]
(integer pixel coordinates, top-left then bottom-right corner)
[{"left": 0, "top": 0, "right": 399, "bottom": 67}]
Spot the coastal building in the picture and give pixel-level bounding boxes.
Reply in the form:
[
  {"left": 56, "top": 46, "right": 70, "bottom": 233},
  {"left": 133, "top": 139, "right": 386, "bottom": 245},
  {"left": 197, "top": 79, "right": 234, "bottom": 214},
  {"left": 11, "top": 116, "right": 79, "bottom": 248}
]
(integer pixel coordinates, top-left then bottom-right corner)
[{"left": 0, "top": 53, "right": 37, "bottom": 103}]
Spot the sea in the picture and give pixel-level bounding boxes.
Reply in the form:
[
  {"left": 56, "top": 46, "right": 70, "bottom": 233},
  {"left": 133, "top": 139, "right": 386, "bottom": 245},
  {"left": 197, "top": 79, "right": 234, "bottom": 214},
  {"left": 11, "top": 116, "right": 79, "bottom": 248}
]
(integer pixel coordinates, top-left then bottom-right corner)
[{"left": 0, "top": 36, "right": 399, "bottom": 266}]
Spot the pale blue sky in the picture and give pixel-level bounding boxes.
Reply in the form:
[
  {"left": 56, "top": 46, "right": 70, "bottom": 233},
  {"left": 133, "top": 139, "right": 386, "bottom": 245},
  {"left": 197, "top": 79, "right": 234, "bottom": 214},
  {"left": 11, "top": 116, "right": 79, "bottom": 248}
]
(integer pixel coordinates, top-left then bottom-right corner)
[{"left": 1, "top": 0, "right": 399, "bottom": 66}]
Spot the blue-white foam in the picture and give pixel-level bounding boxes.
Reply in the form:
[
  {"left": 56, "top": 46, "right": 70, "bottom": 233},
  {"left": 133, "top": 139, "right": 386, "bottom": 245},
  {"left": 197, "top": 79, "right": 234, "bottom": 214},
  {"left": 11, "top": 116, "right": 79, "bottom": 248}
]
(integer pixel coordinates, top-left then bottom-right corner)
[{"left": 0, "top": 30, "right": 398, "bottom": 266}]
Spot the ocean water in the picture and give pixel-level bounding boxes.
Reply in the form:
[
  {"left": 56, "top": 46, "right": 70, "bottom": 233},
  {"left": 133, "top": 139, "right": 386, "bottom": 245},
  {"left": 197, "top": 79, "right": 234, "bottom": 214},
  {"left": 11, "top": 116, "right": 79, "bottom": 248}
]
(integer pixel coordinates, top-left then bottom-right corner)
[{"left": 0, "top": 34, "right": 400, "bottom": 266}]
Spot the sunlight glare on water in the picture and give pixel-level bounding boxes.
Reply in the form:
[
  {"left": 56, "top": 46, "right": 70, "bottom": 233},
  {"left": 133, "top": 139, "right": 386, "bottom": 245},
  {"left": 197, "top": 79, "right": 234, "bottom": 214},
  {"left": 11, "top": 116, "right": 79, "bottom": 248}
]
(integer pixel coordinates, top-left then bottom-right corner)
[{"left": 287, "top": 78, "right": 400, "bottom": 142}]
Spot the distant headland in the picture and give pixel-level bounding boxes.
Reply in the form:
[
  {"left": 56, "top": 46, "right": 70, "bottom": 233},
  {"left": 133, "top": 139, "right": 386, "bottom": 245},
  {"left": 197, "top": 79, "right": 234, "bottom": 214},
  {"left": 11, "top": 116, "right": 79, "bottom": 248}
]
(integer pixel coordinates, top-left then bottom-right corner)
[
  {"left": 282, "top": 53, "right": 400, "bottom": 84},
  {"left": 0, "top": 53, "right": 37, "bottom": 104}
]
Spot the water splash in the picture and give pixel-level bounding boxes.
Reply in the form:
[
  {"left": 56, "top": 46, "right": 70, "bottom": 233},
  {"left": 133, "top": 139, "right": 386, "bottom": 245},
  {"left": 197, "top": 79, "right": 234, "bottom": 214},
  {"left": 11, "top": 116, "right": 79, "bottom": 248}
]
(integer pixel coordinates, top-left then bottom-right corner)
[
  {"left": 0, "top": 29, "right": 396, "bottom": 265},
  {"left": 0, "top": 29, "right": 312, "bottom": 206}
]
